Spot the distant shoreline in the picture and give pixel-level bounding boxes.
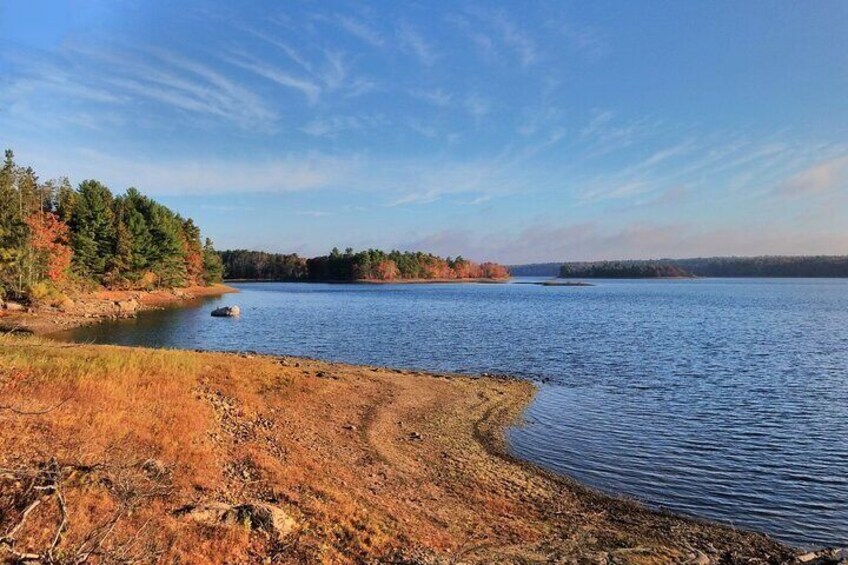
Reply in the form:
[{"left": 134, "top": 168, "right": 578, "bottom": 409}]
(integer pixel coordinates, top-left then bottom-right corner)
[{"left": 224, "top": 277, "right": 509, "bottom": 285}]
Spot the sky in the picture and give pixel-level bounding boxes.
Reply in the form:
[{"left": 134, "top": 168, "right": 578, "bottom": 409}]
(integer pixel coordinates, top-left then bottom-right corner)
[{"left": 1, "top": 0, "right": 847, "bottom": 263}]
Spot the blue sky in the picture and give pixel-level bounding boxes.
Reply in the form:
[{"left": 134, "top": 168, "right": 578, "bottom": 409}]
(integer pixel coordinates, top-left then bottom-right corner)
[{"left": 1, "top": 0, "right": 847, "bottom": 263}]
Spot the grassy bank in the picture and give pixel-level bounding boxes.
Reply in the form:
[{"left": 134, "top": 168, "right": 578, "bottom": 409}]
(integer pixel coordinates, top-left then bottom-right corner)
[{"left": 0, "top": 336, "right": 795, "bottom": 564}]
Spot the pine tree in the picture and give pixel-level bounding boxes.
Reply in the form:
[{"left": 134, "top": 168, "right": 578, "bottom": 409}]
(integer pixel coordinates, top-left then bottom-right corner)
[
  {"left": 202, "top": 238, "right": 224, "bottom": 284},
  {"left": 69, "top": 180, "right": 116, "bottom": 281}
]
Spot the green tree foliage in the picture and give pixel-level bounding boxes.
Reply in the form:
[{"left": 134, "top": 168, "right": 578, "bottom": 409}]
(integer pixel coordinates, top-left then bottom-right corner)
[
  {"left": 202, "top": 238, "right": 225, "bottom": 284},
  {"left": 69, "top": 180, "right": 116, "bottom": 278},
  {"left": 0, "top": 149, "right": 222, "bottom": 300},
  {"left": 222, "top": 248, "right": 510, "bottom": 282},
  {"left": 559, "top": 257, "right": 848, "bottom": 278}
]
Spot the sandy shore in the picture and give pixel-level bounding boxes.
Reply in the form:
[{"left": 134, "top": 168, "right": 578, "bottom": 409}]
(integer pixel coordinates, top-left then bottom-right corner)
[
  {"left": 0, "top": 336, "right": 797, "bottom": 564},
  {"left": 0, "top": 283, "right": 236, "bottom": 335}
]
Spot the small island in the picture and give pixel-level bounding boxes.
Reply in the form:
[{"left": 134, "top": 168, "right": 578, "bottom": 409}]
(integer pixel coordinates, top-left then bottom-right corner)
[{"left": 220, "top": 248, "right": 510, "bottom": 283}]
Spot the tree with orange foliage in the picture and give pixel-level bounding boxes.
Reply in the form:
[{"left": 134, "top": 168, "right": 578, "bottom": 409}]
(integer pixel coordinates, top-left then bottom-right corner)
[
  {"left": 24, "top": 211, "right": 73, "bottom": 284},
  {"left": 374, "top": 259, "right": 400, "bottom": 281},
  {"left": 479, "top": 262, "right": 510, "bottom": 279}
]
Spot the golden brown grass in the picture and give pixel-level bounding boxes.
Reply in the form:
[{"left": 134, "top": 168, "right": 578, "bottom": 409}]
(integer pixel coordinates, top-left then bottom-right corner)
[{"left": 0, "top": 335, "right": 795, "bottom": 564}]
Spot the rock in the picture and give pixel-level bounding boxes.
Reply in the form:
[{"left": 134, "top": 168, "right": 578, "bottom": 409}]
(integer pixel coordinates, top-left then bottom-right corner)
[
  {"left": 247, "top": 503, "right": 296, "bottom": 537},
  {"left": 798, "top": 549, "right": 848, "bottom": 564},
  {"left": 211, "top": 305, "right": 240, "bottom": 317},
  {"left": 4, "top": 301, "right": 25, "bottom": 312},
  {"left": 685, "top": 551, "right": 711, "bottom": 565},
  {"left": 176, "top": 502, "right": 295, "bottom": 537},
  {"left": 409, "top": 431, "right": 423, "bottom": 441},
  {"left": 115, "top": 298, "right": 139, "bottom": 316},
  {"left": 140, "top": 458, "right": 168, "bottom": 477}
]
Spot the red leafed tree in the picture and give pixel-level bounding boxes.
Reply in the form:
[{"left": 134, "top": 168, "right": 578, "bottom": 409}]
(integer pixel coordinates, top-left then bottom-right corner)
[
  {"left": 374, "top": 259, "right": 400, "bottom": 281},
  {"left": 479, "top": 262, "right": 510, "bottom": 279},
  {"left": 24, "top": 212, "right": 73, "bottom": 283}
]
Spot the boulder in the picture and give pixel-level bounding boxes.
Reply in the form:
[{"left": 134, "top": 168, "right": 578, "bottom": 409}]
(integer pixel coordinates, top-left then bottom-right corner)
[
  {"left": 115, "top": 298, "right": 140, "bottom": 316},
  {"left": 4, "top": 301, "right": 25, "bottom": 312},
  {"left": 176, "top": 502, "right": 295, "bottom": 537},
  {"left": 211, "top": 305, "right": 240, "bottom": 318}
]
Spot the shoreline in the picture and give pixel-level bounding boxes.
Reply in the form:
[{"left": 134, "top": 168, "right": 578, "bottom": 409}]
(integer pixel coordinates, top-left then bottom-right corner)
[
  {"left": 0, "top": 335, "right": 802, "bottom": 563},
  {"left": 0, "top": 283, "right": 237, "bottom": 335}
]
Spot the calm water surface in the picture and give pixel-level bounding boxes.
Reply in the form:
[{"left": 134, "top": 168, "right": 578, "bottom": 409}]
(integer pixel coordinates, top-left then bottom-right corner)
[{"left": 56, "top": 279, "right": 848, "bottom": 548}]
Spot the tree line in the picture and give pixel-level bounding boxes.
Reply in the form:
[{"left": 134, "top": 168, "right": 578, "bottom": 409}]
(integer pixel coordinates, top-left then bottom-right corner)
[
  {"left": 0, "top": 150, "right": 224, "bottom": 303},
  {"left": 561, "top": 261, "right": 692, "bottom": 279},
  {"left": 220, "top": 247, "right": 510, "bottom": 282},
  {"left": 560, "top": 256, "right": 848, "bottom": 278}
]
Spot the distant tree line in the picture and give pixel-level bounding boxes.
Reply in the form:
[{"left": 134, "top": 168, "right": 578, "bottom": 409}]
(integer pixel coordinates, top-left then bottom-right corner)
[
  {"left": 508, "top": 263, "right": 561, "bottom": 277},
  {"left": 561, "top": 261, "right": 692, "bottom": 279},
  {"left": 0, "top": 149, "right": 223, "bottom": 303},
  {"left": 220, "top": 247, "right": 510, "bottom": 282},
  {"left": 559, "top": 256, "right": 848, "bottom": 278}
]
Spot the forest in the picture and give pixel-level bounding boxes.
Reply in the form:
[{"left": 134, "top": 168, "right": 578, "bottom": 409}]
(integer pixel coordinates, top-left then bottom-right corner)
[
  {"left": 560, "top": 261, "right": 693, "bottom": 279},
  {"left": 559, "top": 256, "right": 848, "bottom": 278},
  {"left": 0, "top": 150, "right": 224, "bottom": 304},
  {"left": 220, "top": 247, "right": 510, "bottom": 282}
]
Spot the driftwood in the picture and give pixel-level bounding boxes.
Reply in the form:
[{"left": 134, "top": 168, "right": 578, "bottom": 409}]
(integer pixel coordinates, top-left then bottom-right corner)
[{"left": 0, "top": 400, "right": 172, "bottom": 564}]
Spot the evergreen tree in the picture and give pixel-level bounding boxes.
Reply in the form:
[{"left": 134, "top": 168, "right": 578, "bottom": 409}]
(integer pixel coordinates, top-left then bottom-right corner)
[
  {"left": 202, "top": 238, "right": 224, "bottom": 284},
  {"left": 69, "top": 180, "right": 116, "bottom": 280}
]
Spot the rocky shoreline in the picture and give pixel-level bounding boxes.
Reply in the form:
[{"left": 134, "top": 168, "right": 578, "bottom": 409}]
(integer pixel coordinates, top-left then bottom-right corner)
[{"left": 0, "top": 284, "right": 236, "bottom": 334}]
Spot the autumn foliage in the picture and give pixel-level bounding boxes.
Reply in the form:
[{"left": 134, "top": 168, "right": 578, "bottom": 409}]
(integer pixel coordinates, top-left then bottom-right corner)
[
  {"left": 222, "top": 247, "right": 511, "bottom": 282},
  {"left": 0, "top": 149, "right": 223, "bottom": 301},
  {"left": 23, "top": 212, "right": 73, "bottom": 283}
]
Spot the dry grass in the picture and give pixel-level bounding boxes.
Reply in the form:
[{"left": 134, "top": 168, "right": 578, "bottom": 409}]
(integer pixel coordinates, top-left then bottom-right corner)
[{"left": 0, "top": 335, "right": 795, "bottom": 564}]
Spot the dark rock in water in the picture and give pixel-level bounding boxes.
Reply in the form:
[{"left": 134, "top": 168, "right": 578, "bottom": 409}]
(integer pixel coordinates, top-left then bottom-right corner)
[{"left": 211, "top": 305, "right": 240, "bottom": 317}]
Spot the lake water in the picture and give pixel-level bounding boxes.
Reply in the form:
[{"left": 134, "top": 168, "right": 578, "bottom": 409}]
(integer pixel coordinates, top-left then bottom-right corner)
[{"left": 55, "top": 279, "right": 848, "bottom": 548}]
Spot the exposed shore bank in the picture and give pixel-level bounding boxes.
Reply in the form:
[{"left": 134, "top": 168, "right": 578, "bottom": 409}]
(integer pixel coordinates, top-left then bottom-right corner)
[
  {"left": 0, "top": 336, "right": 802, "bottom": 564},
  {"left": 0, "top": 283, "right": 236, "bottom": 335}
]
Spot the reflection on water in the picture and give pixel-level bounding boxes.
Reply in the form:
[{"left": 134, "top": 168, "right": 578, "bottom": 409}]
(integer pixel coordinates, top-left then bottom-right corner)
[{"left": 55, "top": 279, "right": 848, "bottom": 547}]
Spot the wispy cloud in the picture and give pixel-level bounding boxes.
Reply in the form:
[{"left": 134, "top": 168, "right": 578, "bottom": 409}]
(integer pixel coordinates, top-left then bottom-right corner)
[
  {"left": 409, "top": 88, "right": 453, "bottom": 107},
  {"left": 777, "top": 154, "right": 848, "bottom": 196},
  {"left": 492, "top": 11, "right": 538, "bottom": 67},
  {"left": 296, "top": 210, "right": 334, "bottom": 218},
  {"left": 224, "top": 50, "right": 321, "bottom": 104},
  {"left": 397, "top": 22, "right": 439, "bottom": 66},
  {"left": 334, "top": 14, "right": 384, "bottom": 47},
  {"left": 402, "top": 221, "right": 848, "bottom": 264},
  {"left": 14, "top": 146, "right": 358, "bottom": 196},
  {"left": 3, "top": 46, "right": 278, "bottom": 130},
  {"left": 465, "top": 94, "right": 491, "bottom": 122},
  {"left": 301, "top": 114, "right": 386, "bottom": 138},
  {"left": 458, "top": 7, "right": 538, "bottom": 67}
]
